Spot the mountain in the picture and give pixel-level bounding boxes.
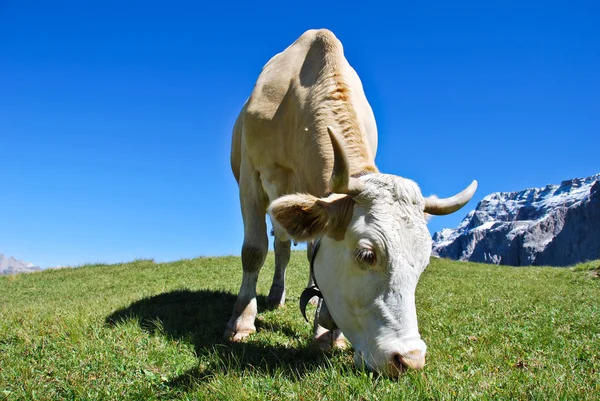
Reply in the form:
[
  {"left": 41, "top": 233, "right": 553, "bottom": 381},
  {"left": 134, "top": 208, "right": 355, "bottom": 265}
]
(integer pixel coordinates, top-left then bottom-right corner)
[
  {"left": 0, "top": 253, "right": 41, "bottom": 275},
  {"left": 432, "top": 174, "right": 600, "bottom": 266}
]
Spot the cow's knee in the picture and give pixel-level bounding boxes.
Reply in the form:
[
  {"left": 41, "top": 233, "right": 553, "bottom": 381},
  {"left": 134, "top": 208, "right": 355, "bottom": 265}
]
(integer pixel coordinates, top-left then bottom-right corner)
[{"left": 241, "top": 241, "right": 267, "bottom": 272}]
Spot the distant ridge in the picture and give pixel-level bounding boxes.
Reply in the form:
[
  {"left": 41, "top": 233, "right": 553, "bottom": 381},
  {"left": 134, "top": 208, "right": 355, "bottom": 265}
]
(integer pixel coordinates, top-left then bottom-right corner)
[
  {"left": 432, "top": 174, "right": 600, "bottom": 266},
  {"left": 0, "top": 253, "right": 41, "bottom": 275}
]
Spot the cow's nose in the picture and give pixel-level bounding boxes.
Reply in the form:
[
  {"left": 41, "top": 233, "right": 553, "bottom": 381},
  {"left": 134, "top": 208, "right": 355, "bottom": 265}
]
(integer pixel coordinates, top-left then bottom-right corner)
[{"left": 391, "top": 350, "right": 426, "bottom": 371}]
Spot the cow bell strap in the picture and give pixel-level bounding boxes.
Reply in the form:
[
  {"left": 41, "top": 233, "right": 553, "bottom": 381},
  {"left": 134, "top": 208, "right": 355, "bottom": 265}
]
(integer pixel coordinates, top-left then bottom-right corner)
[
  {"left": 309, "top": 238, "right": 322, "bottom": 288},
  {"left": 299, "top": 238, "right": 323, "bottom": 323}
]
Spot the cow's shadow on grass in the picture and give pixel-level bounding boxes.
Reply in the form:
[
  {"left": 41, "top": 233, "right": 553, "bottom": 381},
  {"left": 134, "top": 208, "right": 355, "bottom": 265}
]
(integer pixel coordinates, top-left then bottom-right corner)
[{"left": 105, "top": 289, "right": 329, "bottom": 390}]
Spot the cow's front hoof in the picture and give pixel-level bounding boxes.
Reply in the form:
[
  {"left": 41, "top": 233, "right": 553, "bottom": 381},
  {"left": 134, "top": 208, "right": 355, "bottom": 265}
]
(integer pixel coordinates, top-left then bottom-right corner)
[
  {"left": 266, "top": 287, "right": 286, "bottom": 309},
  {"left": 312, "top": 330, "right": 333, "bottom": 351},
  {"left": 312, "top": 328, "right": 347, "bottom": 351},
  {"left": 224, "top": 316, "right": 256, "bottom": 342},
  {"left": 312, "top": 327, "right": 338, "bottom": 351},
  {"left": 332, "top": 330, "right": 348, "bottom": 349},
  {"left": 225, "top": 329, "right": 255, "bottom": 342}
]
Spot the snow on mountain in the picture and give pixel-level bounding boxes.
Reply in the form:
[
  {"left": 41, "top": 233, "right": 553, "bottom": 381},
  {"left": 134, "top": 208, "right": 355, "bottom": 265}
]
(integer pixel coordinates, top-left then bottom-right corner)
[
  {"left": 0, "top": 253, "right": 42, "bottom": 275},
  {"left": 432, "top": 174, "right": 600, "bottom": 266}
]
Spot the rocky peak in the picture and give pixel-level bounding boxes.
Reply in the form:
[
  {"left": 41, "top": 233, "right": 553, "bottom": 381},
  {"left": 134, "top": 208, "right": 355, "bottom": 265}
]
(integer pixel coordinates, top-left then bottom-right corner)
[
  {"left": 432, "top": 174, "right": 600, "bottom": 266},
  {"left": 0, "top": 253, "right": 41, "bottom": 275}
]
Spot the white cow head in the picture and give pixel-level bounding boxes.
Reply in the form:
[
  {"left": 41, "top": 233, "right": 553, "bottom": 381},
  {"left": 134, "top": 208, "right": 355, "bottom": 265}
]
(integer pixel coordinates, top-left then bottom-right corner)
[{"left": 268, "top": 127, "right": 477, "bottom": 376}]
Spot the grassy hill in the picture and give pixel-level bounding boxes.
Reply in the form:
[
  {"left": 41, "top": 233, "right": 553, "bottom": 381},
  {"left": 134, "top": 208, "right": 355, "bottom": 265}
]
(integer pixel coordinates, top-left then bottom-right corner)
[{"left": 1, "top": 253, "right": 598, "bottom": 400}]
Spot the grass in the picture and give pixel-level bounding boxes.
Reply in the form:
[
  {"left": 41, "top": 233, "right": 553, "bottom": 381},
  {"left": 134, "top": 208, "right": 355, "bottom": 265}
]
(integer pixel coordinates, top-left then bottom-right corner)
[{"left": 1, "top": 253, "right": 599, "bottom": 400}]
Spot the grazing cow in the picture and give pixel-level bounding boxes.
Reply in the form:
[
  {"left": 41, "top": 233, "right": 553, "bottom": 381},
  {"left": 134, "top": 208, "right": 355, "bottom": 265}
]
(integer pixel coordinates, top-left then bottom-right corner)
[{"left": 227, "top": 29, "right": 477, "bottom": 376}]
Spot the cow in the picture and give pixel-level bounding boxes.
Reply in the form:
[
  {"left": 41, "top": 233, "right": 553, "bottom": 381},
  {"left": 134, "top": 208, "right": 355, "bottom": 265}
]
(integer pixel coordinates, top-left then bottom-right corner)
[{"left": 227, "top": 29, "right": 477, "bottom": 376}]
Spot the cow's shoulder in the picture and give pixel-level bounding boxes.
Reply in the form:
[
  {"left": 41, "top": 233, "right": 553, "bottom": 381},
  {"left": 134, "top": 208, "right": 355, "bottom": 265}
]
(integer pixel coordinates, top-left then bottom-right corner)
[{"left": 245, "top": 29, "right": 344, "bottom": 122}]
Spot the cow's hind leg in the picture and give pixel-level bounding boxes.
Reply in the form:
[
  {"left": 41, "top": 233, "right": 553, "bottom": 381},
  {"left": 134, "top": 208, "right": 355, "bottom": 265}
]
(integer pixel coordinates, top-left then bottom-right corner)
[
  {"left": 225, "top": 167, "right": 269, "bottom": 342},
  {"left": 266, "top": 237, "right": 290, "bottom": 309}
]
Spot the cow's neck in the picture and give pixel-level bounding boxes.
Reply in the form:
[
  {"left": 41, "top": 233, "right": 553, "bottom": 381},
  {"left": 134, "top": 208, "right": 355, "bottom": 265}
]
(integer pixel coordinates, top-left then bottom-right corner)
[
  {"left": 346, "top": 155, "right": 379, "bottom": 178},
  {"left": 313, "top": 69, "right": 379, "bottom": 177}
]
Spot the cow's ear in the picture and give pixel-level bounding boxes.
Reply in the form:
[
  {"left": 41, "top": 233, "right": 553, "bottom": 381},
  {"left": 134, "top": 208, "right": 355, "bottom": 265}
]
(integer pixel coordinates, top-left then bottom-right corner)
[
  {"left": 320, "top": 194, "right": 355, "bottom": 240},
  {"left": 268, "top": 194, "right": 328, "bottom": 241},
  {"left": 268, "top": 193, "right": 354, "bottom": 241}
]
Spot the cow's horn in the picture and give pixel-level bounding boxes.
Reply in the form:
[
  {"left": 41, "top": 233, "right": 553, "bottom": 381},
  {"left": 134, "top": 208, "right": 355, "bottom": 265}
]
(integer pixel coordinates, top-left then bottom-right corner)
[
  {"left": 327, "top": 126, "right": 364, "bottom": 194},
  {"left": 424, "top": 180, "right": 478, "bottom": 215}
]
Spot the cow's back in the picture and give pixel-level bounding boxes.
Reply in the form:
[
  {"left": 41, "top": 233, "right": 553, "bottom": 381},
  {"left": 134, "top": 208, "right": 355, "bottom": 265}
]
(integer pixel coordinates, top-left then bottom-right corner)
[{"left": 233, "top": 29, "right": 378, "bottom": 200}]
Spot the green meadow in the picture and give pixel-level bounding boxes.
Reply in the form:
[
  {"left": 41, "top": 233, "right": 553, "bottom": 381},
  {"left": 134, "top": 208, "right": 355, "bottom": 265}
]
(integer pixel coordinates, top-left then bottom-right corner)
[{"left": 1, "top": 253, "right": 598, "bottom": 400}]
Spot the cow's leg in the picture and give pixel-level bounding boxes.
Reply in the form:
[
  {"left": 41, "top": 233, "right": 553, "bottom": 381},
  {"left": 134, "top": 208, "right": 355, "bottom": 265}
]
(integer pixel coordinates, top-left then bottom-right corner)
[
  {"left": 225, "top": 167, "right": 268, "bottom": 342},
  {"left": 306, "top": 242, "right": 344, "bottom": 348},
  {"left": 266, "top": 237, "right": 290, "bottom": 308},
  {"left": 313, "top": 298, "right": 348, "bottom": 350}
]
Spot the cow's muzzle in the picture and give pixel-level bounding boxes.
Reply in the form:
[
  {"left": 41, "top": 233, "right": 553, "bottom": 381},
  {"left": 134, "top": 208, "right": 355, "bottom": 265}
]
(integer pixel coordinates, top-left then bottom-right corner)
[{"left": 390, "top": 349, "right": 426, "bottom": 374}]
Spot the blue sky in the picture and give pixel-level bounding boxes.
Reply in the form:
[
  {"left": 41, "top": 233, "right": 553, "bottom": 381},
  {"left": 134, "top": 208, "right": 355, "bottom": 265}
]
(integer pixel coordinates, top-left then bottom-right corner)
[{"left": 1, "top": 1, "right": 599, "bottom": 268}]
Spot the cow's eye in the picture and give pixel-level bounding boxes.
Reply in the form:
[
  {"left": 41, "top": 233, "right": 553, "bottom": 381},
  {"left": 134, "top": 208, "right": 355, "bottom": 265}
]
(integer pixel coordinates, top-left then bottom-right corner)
[{"left": 355, "top": 248, "right": 377, "bottom": 266}]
